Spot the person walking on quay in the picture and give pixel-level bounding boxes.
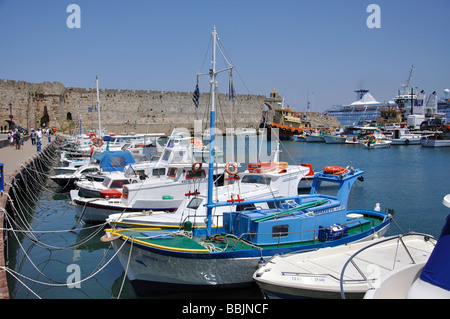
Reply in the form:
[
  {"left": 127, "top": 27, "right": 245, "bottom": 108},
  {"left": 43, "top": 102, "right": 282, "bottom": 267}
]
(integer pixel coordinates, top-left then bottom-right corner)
[
  {"left": 14, "top": 129, "right": 21, "bottom": 149},
  {"left": 36, "top": 127, "right": 43, "bottom": 152},
  {"left": 20, "top": 129, "right": 25, "bottom": 147},
  {"left": 30, "top": 129, "right": 36, "bottom": 145},
  {"left": 8, "top": 130, "right": 14, "bottom": 147}
]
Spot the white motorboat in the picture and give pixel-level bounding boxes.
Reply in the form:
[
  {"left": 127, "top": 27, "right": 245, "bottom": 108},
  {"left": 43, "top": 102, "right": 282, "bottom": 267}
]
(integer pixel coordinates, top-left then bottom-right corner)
[
  {"left": 107, "top": 161, "right": 310, "bottom": 228},
  {"left": 53, "top": 157, "right": 92, "bottom": 175},
  {"left": 362, "top": 138, "right": 392, "bottom": 149},
  {"left": 364, "top": 194, "right": 450, "bottom": 299},
  {"left": 51, "top": 150, "right": 136, "bottom": 189},
  {"left": 253, "top": 233, "right": 436, "bottom": 299},
  {"left": 74, "top": 161, "right": 158, "bottom": 198},
  {"left": 323, "top": 134, "right": 347, "bottom": 144},
  {"left": 390, "top": 128, "right": 422, "bottom": 145},
  {"left": 305, "top": 131, "right": 325, "bottom": 143},
  {"left": 292, "top": 134, "right": 306, "bottom": 142}
]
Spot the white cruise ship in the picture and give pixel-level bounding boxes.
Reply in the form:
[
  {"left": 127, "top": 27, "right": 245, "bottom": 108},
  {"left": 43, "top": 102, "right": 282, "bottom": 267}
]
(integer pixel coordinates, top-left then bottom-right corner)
[{"left": 324, "top": 89, "right": 393, "bottom": 125}]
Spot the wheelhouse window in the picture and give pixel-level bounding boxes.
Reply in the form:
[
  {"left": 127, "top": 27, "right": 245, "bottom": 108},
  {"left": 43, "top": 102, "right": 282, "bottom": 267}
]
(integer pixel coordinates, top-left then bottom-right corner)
[
  {"left": 152, "top": 168, "right": 166, "bottom": 176},
  {"left": 241, "top": 175, "right": 270, "bottom": 185},
  {"left": 167, "top": 167, "right": 178, "bottom": 177},
  {"left": 186, "top": 170, "right": 206, "bottom": 180},
  {"left": 272, "top": 225, "right": 289, "bottom": 238},
  {"left": 187, "top": 197, "right": 203, "bottom": 210},
  {"left": 110, "top": 179, "right": 130, "bottom": 189}
]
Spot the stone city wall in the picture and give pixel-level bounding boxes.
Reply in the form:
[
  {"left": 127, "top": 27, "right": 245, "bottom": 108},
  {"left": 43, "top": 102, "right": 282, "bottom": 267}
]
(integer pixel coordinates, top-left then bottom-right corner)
[{"left": 0, "top": 79, "right": 267, "bottom": 135}]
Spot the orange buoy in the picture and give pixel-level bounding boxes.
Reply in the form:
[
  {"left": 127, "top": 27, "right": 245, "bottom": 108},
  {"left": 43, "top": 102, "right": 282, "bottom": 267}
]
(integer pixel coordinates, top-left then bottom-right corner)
[
  {"left": 192, "top": 162, "right": 203, "bottom": 172},
  {"left": 323, "top": 166, "right": 348, "bottom": 175},
  {"left": 225, "top": 162, "right": 238, "bottom": 175}
]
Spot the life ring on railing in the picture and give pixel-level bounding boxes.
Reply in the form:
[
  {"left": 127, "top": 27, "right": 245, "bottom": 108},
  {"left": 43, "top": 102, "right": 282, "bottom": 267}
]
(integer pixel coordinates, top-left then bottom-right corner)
[
  {"left": 192, "top": 162, "right": 202, "bottom": 172},
  {"left": 225, "top": 162, "right": 238, "bottom": 176},
  {"left": 92, "top": 138, "right": 104, "bottom": 147},
  {"left": 323, "top": 166, "right": 349, "bottom": 175},
  {"left": 90, "top": 146, "right": 95, "bottom": 156},
  {"left": 88, "top": 133, "right": 96, "bottom": 140}
]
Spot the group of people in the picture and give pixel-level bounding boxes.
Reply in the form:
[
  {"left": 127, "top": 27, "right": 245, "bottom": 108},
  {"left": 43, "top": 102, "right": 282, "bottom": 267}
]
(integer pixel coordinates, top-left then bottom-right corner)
[
  {"left": 7, "top": 127, "right": 54, "bottom": 150},
  {"left": 7, "top": 128, "right": 26, "bottom": 149}
]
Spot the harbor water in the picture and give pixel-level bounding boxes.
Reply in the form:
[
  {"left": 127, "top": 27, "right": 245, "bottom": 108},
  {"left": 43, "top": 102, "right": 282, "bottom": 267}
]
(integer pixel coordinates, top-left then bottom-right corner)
[{"left": 5, "top": 138, "right": 450, "bottom": 299}]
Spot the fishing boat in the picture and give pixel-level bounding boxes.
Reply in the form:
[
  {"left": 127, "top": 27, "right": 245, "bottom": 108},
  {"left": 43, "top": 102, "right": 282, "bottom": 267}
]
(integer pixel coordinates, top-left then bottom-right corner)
[
  {"left": 323, "top": 129, "right": 347, "bottom": 144},
  {"left": 364, "top": 194, "right": 450, "bottom": 299},
  {"left": 420, "top": 128, "right": 450, "bottom": 147},
  {"left": 389, "top": 128, "right": 422, "bottom": 145},
  {"left": 253, "top": 232, "right": 436, "bottom": 299},
  {"left": 51, "top": 150, "right": 136, "bottom": 189},
  {"left": 106, "top": 158, "right": 310, "bottom": 228},
  {"left": 75, "top": 161, "right": 158, "bottom": 198},
  {"left": 102, "top": 27, "right": 392, "bottom": 296},
  {"left": 104, "top": 166, "right": 391, "bottom": 296},
  {"left": 305, "top": 130, "right": 325, "bottom": 143},
  {"left": 70, "top": 132, "right": 227, "bottom": 223}
]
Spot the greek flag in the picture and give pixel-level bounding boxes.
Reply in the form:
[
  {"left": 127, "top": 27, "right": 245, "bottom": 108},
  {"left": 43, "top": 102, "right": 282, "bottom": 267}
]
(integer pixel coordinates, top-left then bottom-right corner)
[
  {"left": 229, "top": 72, "right": 235, "bottom": 102},
  {"left": 192, "top": 83, "right": 200, "bottom": 108}
]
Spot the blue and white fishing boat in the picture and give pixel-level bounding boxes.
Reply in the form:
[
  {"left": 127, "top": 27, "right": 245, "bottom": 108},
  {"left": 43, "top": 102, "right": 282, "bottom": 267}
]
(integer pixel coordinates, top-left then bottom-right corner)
[{"left": 103, "top": 27, "right": 392, "bottom": 296}]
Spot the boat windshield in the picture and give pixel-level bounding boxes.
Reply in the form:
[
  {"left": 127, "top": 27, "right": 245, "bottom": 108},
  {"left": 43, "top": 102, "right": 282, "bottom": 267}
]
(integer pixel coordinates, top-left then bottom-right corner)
[{"left": 241, "top": 175, "right": 271, "bottom": 185}]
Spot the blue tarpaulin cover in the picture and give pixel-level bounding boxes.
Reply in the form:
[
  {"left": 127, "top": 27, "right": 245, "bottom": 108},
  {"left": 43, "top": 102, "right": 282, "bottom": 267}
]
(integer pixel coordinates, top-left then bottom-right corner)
[
  {"left": 420, "top": 214, "right": 450, "bottom": 291},
  {"left": 93, "top": 150, "right": 135, "bottom": 172}
]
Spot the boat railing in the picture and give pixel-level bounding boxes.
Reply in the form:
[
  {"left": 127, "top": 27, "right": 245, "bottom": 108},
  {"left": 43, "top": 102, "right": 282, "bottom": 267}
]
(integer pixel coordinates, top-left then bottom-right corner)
[
  {"left": 339, "top": 232, "right": 437, "bottom": 299},
  {"left": 228, "top": 219, "right": 372, "bottom": 250}
]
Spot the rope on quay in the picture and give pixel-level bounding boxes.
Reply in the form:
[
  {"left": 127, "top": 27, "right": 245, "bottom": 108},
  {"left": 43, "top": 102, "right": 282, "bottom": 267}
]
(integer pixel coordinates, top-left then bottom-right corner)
[
  {"left": 2, "top": 192, "right": 107, "bottom": 250},
  {"left": 1, "top": 136, "right": 132, "bottom": 298},
  {"left": 0, "top": 231, "right": 128, "bottom": 299}
]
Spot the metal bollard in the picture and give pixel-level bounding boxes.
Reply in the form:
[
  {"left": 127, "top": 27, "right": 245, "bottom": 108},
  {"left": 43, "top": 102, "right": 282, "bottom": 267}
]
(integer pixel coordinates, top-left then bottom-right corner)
[{"left": 0, "top": 163, "right": 4, "bottom": 191}]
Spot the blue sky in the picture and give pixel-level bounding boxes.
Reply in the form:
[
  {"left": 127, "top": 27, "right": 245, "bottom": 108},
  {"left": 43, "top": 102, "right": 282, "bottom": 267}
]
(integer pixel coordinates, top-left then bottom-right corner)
[{"left": 0, "top": 0, "right": 448, "bottom": 112}]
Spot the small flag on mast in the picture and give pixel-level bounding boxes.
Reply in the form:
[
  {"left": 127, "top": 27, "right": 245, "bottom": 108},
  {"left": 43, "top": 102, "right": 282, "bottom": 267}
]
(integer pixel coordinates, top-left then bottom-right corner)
[
  {"left": 192, "top": 79, "right": 200, "bottom": 108},
  {"left": 229, "top": 71, "right": 235, "bottom": 102}
]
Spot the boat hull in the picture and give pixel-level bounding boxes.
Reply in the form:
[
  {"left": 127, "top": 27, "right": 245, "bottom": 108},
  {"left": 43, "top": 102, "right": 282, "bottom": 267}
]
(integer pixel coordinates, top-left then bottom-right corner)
[
  {"left": 71, "top": 191, "right": 180, "bottom": 224},
  {"left": 108, "top": 212, "right": 391, "bottom": 296},
  {"left": 305, "top": 135, "right": 325, "bottom": 143},
  {"left": 323, "top": 135, "right": 347, "bottom": 144},
  {"left": 420, "top": 138, "right": 450, "bottom": 147}
]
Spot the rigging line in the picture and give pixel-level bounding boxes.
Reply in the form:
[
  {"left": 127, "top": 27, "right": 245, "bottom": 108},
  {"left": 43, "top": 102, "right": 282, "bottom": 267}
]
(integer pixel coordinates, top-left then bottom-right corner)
[
  {"left": 1, "top": 266, "right": 41, "bottom": 299},
  {"left": 217, "top": 38, "right": 252, "bottom": 95},
  {"left": 198, "top": 34, "right": 213, "bottom": 73},
  {"left": 116, "top": 237, "right": 134, "bottom": 299},
  {"left": 4, "top": 192, "right": 107, "bottom": 250}
]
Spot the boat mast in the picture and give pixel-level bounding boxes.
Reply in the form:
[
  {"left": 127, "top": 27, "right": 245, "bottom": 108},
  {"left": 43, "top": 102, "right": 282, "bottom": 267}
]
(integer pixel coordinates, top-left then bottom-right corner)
[
  {"left": 96, "top": 76, "right": 102, "bottom": 138},
  {"left": 206, "top": 26, "right": 218, "bottom": 236},
  {"left": 204, "top": 26, "right": 232, "bottom": 237}
]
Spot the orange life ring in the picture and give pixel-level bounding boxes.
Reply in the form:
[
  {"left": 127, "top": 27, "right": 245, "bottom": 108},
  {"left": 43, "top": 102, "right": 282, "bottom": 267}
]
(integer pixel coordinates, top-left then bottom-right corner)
[
  {"left": 92, "top": 138, "right": 104, "bottom": 147},
  {"left": 323, "top": 166, "right": 348, "bottom": 175},
  {"left": 192, "top": 162, "right": 202, "bottom": 172},
  {"left": 88, "top": 133, "right": 96, "bottom": 140},
  {"left": 225, "top": 162, "right": 238, "bottom": 175},
  {"left": 90, "top": 146, "right": 95, "bottom": 156}
]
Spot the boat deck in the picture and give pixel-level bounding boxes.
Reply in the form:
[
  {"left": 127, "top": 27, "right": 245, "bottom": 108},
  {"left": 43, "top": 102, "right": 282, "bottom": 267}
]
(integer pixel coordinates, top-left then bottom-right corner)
[{"left": 109, "top": 215, "right": 386, "bottom": 253}]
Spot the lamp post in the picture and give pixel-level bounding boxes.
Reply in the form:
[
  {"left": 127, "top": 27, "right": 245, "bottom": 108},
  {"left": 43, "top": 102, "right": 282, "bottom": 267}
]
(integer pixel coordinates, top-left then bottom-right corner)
[{"left": 8, "top": 103, "right": 13, "bottom": 130}]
